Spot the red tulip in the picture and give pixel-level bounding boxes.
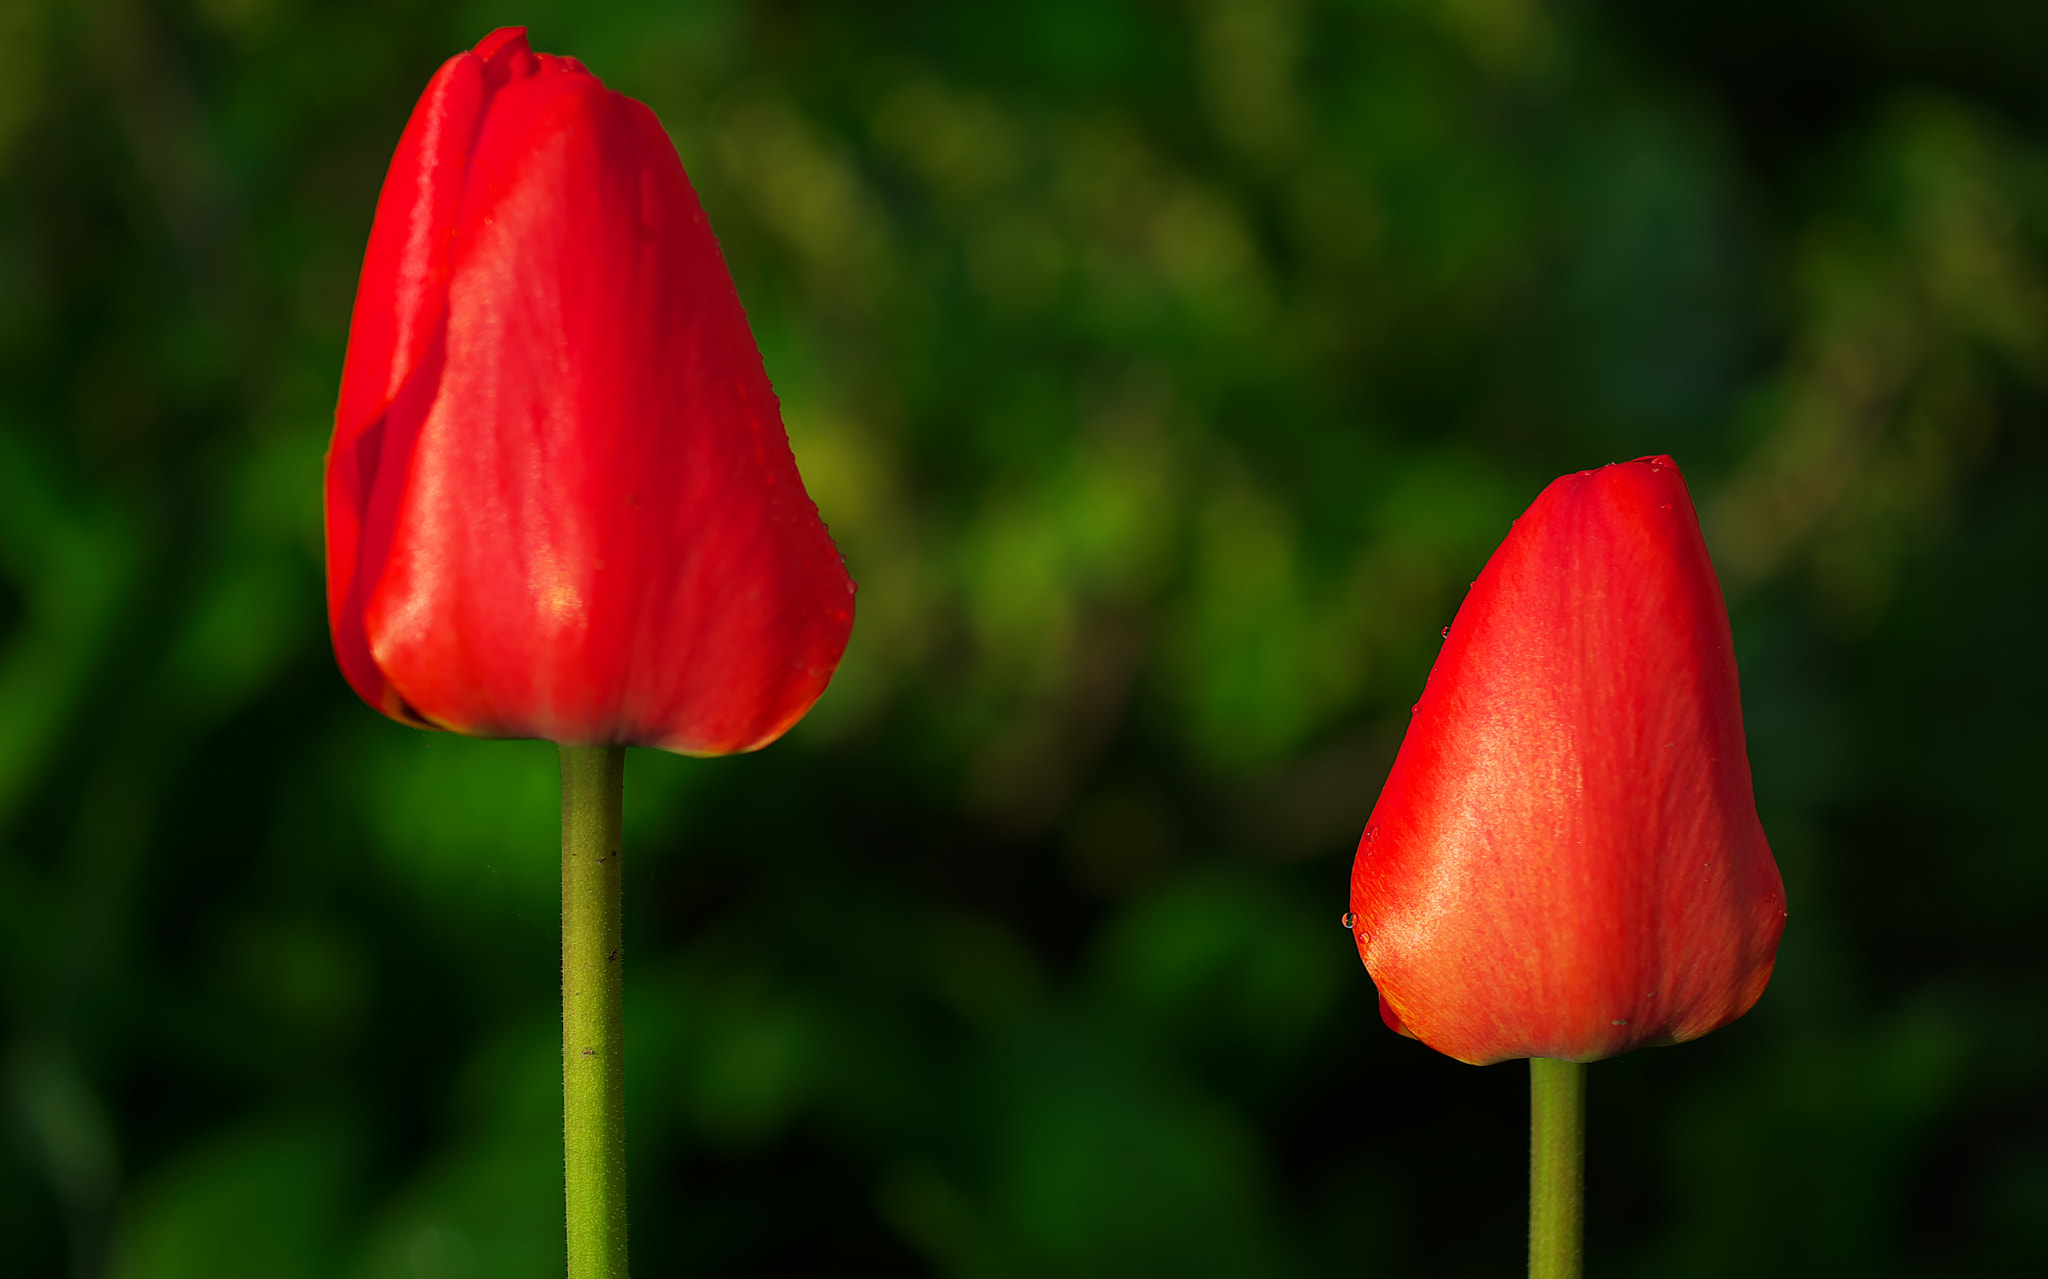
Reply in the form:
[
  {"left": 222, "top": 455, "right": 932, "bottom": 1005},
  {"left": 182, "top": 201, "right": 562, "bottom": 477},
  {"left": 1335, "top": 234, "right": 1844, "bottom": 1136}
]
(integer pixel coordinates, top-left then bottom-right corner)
[
  {"left": 1348, "top": 456, "right": 1784, "bottom": 1065},
  {"left": 325, "top": 27, "right": 853, "bottom": 755}
]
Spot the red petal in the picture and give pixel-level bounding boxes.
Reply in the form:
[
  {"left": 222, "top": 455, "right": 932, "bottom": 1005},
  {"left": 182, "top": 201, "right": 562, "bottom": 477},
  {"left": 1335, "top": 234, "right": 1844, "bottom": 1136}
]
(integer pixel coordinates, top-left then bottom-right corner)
[
  {"left": 1349, "top": 456, "right": 1784, "bottom": 1065},
  {"left": 327, "top": 46, "right": 490, "bottom": 723}
]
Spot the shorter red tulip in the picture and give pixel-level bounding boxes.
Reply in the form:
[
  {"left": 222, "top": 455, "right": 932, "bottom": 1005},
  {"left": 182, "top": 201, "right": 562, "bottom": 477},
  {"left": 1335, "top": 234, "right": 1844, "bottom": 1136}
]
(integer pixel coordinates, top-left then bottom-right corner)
[
  {"left": 325, "top": 28, "right": 852, "bottom": 755},
  {"left": 1349, "top": 456, "right": 1784, "bottom": 1066}
]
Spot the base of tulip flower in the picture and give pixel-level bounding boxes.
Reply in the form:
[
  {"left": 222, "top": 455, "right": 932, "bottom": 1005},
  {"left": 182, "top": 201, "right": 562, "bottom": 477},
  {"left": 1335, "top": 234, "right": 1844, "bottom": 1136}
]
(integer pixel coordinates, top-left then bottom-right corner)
[
  {"left": 562, "top": 745, "right": 629, "bottom": 1279},
  {"left": 1529, "top": 1057, "right": 1586, "bottom": 1279}
]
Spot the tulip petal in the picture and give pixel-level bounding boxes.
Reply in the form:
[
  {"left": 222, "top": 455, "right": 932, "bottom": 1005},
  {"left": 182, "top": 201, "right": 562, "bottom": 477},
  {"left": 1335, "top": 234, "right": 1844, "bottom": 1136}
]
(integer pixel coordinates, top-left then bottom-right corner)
[{"left": 327, "top": 47, "right": 489, "bottom": 723}]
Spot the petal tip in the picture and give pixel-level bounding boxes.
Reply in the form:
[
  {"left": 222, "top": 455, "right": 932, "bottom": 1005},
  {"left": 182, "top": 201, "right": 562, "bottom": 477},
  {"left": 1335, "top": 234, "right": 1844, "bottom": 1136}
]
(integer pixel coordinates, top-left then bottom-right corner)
[{"left": 472, "top": 26, "right": 530, "bottom": 60}]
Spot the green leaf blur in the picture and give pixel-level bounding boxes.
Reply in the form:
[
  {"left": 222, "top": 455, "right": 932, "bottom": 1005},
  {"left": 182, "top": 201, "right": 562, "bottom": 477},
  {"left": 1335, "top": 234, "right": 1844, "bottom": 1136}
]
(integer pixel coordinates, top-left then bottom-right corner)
[{"left": 2, "top": 0, "right": 2044, "bottom": 1274}]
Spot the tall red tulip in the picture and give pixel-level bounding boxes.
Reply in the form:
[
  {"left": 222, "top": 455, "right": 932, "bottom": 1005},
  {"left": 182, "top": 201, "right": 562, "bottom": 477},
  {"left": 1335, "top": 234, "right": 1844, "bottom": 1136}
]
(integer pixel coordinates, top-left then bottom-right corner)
[
  {"left": 1348, "top": 456, "right": 1784, "bottom": 1066},
  {"left": 325, "top": 26, "right": 852, "bottom": 755},
  {"left": 328, "top": 29, "right": 855, "bottom": 1277}
]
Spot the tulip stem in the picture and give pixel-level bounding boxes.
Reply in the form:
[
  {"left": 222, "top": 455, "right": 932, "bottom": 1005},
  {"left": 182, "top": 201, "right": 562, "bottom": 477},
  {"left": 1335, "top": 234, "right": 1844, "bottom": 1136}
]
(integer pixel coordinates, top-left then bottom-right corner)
[
  {"left": 562, "top": 745, "right": 629, "bottom": 1279},
  {"left": 1529, "top": 1057, "right": 1586, "bottom": 1279}
]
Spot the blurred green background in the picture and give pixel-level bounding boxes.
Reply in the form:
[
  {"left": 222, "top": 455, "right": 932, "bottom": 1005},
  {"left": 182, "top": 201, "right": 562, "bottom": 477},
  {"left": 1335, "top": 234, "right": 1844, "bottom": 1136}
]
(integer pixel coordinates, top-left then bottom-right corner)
[{"left": 4, "top": 0, "right": 2046, "bottom": 1274}]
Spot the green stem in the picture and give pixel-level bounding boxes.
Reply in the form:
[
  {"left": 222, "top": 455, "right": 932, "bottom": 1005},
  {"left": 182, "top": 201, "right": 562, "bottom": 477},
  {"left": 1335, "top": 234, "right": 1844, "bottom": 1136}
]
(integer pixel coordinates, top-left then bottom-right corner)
[
  {"left": 561, "top": 745, "right": 628, "bottom": 1279},
  {"left": 1529, "top": 1057, "right": 1586, "bottom": 1279}
]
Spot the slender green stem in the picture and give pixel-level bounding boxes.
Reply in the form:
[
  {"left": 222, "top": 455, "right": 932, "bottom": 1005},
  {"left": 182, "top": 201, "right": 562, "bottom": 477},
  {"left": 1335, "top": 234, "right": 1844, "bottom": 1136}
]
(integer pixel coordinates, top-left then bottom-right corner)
[
  {"left": 1529, "top": 1057, "right": 1586, "bottom": 1279},
  {"left": 561, "top": 745, "right": 628, "bottom": 1279}
]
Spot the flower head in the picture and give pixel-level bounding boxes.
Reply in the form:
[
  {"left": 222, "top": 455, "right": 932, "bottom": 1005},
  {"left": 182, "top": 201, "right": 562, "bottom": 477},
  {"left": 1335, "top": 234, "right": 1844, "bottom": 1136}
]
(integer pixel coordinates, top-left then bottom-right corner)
[
  {"left": 325, "top": 28, "right": 852, "bottom": 754},
  {"left": 1350, "top": 456, "right": 1784, "bottom": 1065}
]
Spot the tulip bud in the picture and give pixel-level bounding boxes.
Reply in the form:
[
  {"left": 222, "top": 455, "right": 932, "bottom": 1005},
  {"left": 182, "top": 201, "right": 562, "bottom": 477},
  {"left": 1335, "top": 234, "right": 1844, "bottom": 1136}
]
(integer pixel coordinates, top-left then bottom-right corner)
[
  {"left": 1349, "top": 456, "right": 1784, "bottom": 1065},
  {"left": 325, "top": 28, "right": 853, "bottom": 755}
]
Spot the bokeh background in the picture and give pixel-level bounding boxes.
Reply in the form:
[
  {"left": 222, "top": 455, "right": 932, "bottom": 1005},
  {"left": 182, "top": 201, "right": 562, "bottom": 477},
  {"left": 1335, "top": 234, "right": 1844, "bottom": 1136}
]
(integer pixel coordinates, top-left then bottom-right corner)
[{"left": 4, "top": 0, "right": 2046, "bottom": 1274}]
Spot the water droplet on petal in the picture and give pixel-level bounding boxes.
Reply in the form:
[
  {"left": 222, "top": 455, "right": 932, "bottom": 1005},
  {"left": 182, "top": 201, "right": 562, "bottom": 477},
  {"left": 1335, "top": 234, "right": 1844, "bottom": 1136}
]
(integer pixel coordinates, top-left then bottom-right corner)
[
  {"left": 1440, "top": 626, "right": 1451, "bottom": 638},
  {"left": 1340, "top": 911, "right": 1357, "bottom": 930},
  {"left": 1364, "top": 826, "right": 1378, "bottom": 844}
]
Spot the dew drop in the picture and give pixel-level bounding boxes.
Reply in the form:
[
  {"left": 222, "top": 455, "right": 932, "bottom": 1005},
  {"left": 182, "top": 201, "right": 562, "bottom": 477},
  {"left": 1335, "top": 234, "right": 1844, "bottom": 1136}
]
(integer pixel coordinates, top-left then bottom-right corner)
[
  {"left": 1440, "top": 626, "right": 1451, "bottom": 638},
  {"left": 1340, "top": 911, "right": 1358, "bottom": 930},
  {"left": 1364, "top": 826, "right": 1378, "bottom": 844}
]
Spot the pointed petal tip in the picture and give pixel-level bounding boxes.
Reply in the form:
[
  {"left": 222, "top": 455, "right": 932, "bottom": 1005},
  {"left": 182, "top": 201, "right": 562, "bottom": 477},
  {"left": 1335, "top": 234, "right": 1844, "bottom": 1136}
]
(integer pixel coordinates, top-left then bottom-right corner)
[{"left": 472, "top": 27, "right": 530, "bottom": 60}]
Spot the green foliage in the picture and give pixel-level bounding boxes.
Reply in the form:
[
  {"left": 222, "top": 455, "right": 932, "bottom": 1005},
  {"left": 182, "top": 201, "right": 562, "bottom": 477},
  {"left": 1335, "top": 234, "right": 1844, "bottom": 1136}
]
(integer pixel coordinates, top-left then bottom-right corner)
[{"left": 3, "top": 0, "right": 2047, "bottom": 1274}]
